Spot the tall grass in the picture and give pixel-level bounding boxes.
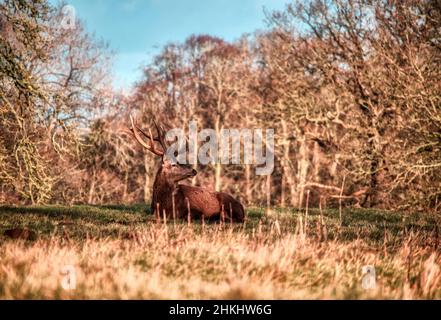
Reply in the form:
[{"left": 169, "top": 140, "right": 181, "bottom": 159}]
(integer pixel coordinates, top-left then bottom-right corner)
[{"left": 0, "top": 206, "right": 439, "bottom": 299}]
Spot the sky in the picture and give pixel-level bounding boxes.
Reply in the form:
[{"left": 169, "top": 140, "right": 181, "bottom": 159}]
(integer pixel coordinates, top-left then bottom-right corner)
[{"left": 49, "top": 0, "right": 288, "bottom": 91}]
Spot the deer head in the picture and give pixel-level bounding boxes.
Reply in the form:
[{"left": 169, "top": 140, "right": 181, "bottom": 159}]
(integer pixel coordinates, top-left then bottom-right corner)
[{"left": 129, "top": 115, "right": 197, "bottom": 184}]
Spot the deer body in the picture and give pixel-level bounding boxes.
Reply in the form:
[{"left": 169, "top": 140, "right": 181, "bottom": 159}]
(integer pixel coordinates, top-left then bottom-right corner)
[
  {"left": 129, "top": 116, "right": 245, "bottom": 222},
  {"left": 153, "top": 183, "right": 244, "bottom": 221}
]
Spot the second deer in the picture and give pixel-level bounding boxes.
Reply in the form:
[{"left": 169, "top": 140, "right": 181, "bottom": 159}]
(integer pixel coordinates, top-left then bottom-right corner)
[{"left": 129, "top": 115, "right": 245, "bottom": 222}]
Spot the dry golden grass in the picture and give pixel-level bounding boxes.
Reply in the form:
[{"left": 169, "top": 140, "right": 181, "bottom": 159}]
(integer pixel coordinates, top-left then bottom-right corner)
[{"left": 0, "top": 205, "right": 440, "bottom": 299}]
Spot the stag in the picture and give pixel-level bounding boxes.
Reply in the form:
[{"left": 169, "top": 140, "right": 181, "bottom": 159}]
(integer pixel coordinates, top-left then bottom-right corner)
[{"left": 129, "top": 116, "right": 245, "bottom": 222}]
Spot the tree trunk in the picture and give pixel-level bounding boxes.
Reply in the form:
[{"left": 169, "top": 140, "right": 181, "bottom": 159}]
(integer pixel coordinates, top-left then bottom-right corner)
[
  {"left": 312, "top": 140, "right": 321, "bottom": 182},
  {"left": 143, "top": 154, "right": 151, "bottom": 203},
  {"left": 266, "top": 174, "right": 271, "bottom": 208},
  {"left": 245, "top": 164, "right": 252, "bottom": 204},
  {"left": 88, "top": 169, "right": 96, "bottom": 204},
  {"left": 214, "top": 116, "right": 222, "bottom": 192},
  {"left": 280, "top": 119, "right": 296, "bottom": 207},
  {"left": 296, "top": 133, "right": 309, "bottom": 209},
  {"left": 122, "top": 170, "right": 129, "bottom": 202}
]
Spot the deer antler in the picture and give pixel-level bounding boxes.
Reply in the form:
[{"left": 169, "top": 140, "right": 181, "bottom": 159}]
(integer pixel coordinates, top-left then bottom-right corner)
[
  {"left": 152, "top": 118, "right": 168, "bottom": 152},
  {"left": 129, "top": 115, "right": 164, "bottom": 156},
  {"left": 132, "top": 123, "right": 161, "bottom": 143}
]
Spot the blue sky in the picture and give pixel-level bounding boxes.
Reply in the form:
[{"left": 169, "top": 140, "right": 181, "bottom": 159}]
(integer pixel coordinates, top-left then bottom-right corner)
[{"left": 50, "top": 0, "right": 288, "bottom": 90}]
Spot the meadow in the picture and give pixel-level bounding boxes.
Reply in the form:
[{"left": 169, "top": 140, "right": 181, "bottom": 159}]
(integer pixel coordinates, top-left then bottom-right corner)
[{"left": 0, "top": 205, "right": 439, "bottom": 299}]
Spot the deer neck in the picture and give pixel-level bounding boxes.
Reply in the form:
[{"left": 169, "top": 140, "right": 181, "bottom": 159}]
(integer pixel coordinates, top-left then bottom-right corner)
[
  {"left": 152, "top": 168, "right": 177, "bottom": 210},
  {"left": 153, "top": 174, "right": 176, "bottom": 194}
]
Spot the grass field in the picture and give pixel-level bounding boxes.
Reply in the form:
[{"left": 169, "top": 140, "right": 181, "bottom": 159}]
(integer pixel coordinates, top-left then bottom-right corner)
[{"left": 0, "top": 204, "right": 440, "bottom": 299}]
